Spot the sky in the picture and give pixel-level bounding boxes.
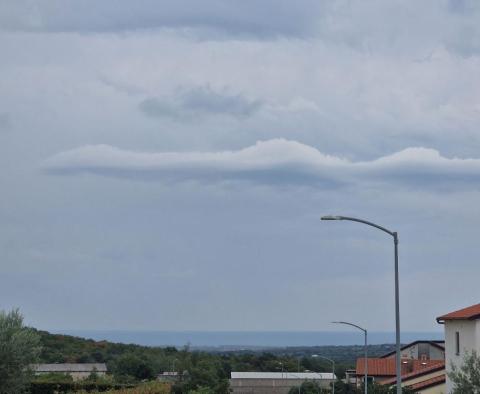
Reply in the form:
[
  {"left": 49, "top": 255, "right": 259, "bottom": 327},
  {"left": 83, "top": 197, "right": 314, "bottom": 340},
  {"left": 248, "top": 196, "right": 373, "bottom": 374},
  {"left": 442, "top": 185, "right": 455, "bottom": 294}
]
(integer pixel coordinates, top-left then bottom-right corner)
[{"left": 1, "top": 0, "right": 480, "bottom": 334}]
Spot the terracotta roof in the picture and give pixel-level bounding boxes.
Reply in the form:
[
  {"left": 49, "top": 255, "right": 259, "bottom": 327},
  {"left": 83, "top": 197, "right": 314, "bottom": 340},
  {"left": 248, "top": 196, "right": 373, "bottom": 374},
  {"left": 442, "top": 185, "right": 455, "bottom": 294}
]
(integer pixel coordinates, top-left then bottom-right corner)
[
  {"left": 408, "top": 374, "right": 445, "bottom": 391},
  {"left": 380, "top": 361, "right": 445, "bottom": 385},
  {"left": 356, "top": 358, "right": 444, "bottom": 377},
  {"left": 437, "top": 303, "right": 480, "bottom": 323},
  {"left": 380, "top": 340, "right": 445, "bottom": 358}
]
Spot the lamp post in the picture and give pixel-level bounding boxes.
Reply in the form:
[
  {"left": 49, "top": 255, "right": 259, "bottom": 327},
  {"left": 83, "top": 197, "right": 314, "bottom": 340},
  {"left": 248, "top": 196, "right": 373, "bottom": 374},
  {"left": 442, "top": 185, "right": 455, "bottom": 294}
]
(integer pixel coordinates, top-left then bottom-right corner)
[
  {"left": 321, "top": 215, "right": 401, "bottom": 394},
  {"left": 332, "top": 321, "right": 368, "bottom": 394},
  {"left": 312, "top": 355, "right": 335, "bottom": 394}
]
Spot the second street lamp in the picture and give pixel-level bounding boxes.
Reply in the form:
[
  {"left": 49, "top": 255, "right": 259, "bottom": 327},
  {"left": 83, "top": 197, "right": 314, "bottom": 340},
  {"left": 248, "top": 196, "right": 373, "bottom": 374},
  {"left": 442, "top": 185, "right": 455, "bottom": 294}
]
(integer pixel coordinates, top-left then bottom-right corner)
[
  {"left": 321, "top": 215, "right": 401, "bottom": 394},
  {"left": 332, "top": 321, "right": 368, "bottom": 394},
  {"left": 312, "top": 355, "right": 335, "bottom": 394}
]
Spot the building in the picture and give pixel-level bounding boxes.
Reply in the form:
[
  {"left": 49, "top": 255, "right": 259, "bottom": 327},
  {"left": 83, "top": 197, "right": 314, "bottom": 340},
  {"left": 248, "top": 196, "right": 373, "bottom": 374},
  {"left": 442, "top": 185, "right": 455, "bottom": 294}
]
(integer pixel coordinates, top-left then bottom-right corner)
[
  {"left": 33, "top": 363, "right": 107, "bottom": 381},
  {"left": 380, "top": 340, "right": 445, "bottom": 361},
  {"left": 157, "top": 371, "right": 179, "bottom": 382},
  {"left": 437, "top": 302, "right": 480, "bottom": 393},
  {"left": 230, "top": 372, "right": 336, "bottom": 394},
  {"left": 354, "top": 357, "right": 444, "bottom": 385},
  {"left": 380, "top": 361, "right": 445, "bottom": 394}
]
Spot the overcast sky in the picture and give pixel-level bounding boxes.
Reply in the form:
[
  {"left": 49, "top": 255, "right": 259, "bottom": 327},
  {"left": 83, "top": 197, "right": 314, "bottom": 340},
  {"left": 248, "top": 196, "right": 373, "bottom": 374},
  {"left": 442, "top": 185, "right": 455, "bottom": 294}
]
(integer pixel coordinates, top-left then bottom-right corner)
[{"left": 1, "top": 0, "right": 480, "bottom": 334}]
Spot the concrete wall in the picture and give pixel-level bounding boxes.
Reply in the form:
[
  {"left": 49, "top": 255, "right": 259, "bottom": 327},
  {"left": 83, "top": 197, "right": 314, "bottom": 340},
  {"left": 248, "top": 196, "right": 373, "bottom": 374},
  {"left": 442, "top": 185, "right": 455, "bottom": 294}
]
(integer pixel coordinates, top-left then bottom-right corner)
[
  {"left": 416, "top": 383, "right": 446, "bottom": 394},
  {"left": 430, "top": 346, "right": 445, "bottom": 361},
  {"left": 444, "top": 320, "right": 479, "bottom": 393},
  {"left": 230, "top": 378, "right": 333, "bottom": 394},
  {"left": 395, "top": 343, "right": 444, "bottom": 360},
  {"left": 36, "top": 371, "right": 106, "bottom": 381},
  {"left": 401, "top": 369, "right": 444, "bottom": 387}
]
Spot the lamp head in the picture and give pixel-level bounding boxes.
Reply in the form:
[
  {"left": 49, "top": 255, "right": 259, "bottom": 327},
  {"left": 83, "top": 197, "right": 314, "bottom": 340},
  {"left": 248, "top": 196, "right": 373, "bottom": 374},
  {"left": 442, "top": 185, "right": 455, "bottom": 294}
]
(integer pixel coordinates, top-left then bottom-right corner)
[{"left": 321, "top": 215, "right": 343, "bottom": 221}]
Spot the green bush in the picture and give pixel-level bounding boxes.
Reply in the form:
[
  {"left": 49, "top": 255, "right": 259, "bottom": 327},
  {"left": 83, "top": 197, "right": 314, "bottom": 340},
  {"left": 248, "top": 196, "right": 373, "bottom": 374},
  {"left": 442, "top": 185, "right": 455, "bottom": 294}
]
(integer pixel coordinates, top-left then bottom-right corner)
[{"left": 30, "top": 382, "right": 134, "bottom": 394}]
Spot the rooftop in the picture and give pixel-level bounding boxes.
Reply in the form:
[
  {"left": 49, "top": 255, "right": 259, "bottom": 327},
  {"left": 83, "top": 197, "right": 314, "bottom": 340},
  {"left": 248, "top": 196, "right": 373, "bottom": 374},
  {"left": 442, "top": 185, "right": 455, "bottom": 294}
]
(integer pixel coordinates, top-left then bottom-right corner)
[
  {"left": 231, "top": 372, "right": 335, "bottom": 380},
  {"left": 380, "top": 340, "right": 445, "bottom": 358},
  {"left": 356, "top": 358, "right": 444, "bottom": 376},
  {"left": 437, "top": 303, "right": 480, "bottom": 323},
  {"left": 380, "top": 361, "right": 445, "bottom": 385},
  {"left": 409, "top": 375, "right": 446, "bottom": 391},
  {"left": 33, "top": 363, "right": 107, "bottom": 373}
]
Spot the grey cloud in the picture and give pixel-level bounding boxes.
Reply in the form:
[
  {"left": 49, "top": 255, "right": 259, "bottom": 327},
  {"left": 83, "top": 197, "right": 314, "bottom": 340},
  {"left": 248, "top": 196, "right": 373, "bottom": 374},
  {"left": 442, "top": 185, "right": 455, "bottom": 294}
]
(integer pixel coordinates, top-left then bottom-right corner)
[
  {"left": 139, "top": 87, "right": 263, "bottom": 120},
  {"left": 43, "top": 139, "right": 480, "bottom": 190},
  {"left": 3, "top": 1, "right": 480, "bottom": 56},
  {"left": 0, "top": 0, "right": 321, "bottom": 38}
]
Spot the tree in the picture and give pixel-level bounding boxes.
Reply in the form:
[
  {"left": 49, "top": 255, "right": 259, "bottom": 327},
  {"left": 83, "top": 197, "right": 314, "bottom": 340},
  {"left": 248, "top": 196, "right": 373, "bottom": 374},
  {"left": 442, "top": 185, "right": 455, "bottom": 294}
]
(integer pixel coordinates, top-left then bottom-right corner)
[
  {"left": 449, "top": 350, "right": 480, "bottom": 393},
  {"left": 0, "top": 309, "right": 41, "bottom": 394},
  {"left": 188, "top": 387, "right": 215, "bottom": 394},
  {"left": 288, "top": 381, "right": 328, "bottom": 394},
  {"left": 113, "top": 353, "right": 155, "bottom": 381}
]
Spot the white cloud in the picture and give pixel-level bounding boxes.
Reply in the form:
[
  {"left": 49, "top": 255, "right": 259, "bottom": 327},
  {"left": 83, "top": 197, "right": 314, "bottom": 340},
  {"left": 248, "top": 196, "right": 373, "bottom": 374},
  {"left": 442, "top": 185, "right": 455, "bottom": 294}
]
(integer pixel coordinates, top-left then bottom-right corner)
[{"left": 43, "top": 139, "right": 480, "bottom": 190}]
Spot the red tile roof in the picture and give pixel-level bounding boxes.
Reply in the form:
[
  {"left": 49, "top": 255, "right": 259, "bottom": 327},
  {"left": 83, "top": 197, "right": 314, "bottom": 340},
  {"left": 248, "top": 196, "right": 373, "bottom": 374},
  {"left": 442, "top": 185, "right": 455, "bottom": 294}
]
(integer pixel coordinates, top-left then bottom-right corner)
[
  {"left": 380, "top": 361, "right": 445, "bottom": 385},
  {"left": 436, "top": 303, "right": 480, "bottom": 323},
  {"left": 356, "top": 358, "right": 444, "bottom": 377},
  {"left": 409, "top": 374, "right": 445, "bottom": 391}
]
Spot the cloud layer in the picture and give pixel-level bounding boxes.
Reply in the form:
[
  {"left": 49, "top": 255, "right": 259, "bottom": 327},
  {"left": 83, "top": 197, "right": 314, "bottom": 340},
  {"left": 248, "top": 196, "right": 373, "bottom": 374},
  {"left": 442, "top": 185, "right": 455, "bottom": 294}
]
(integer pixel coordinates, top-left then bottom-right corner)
[
  {"left": 139, "top": 86, "right": 262, "bottom": 120},
  {"left": 0, "top": 0, "right": 321, "bottom": 37},
  {"left": 44, "top": 139, "right": 480, "bottom": 190}
]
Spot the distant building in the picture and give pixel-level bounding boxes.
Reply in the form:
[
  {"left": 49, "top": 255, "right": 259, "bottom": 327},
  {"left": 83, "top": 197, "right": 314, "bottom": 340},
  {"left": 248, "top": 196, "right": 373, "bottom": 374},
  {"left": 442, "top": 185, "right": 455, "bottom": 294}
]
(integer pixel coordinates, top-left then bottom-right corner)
[
  {"left": 157, "top": 371, "right": 179, "bottom": 382},
  {"left": 437, "top": 302, "right": 480, "bottom": 393},
  {"left": 355, "top": 357, "right": 444, "bottom": 385},
  {"left": 230, "top": 372, "right": 336, "bottom": 394},
  {"left": 33, "top": 363, "right": 107, "bottom": 381},
  {"left": 380, "top": 340, "right": 445, "bottom": 361},
  {"left": 351, "top": 339, "right": 447, "bottom": 393},
  {"left": 380, "top": 361, "right": 445, "bottom": 394}
]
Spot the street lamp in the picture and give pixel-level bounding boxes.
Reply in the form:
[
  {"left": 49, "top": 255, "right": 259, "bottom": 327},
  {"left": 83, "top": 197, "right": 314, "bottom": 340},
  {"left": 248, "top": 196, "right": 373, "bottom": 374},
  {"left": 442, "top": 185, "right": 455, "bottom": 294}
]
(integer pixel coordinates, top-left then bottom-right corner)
[
  {"left": 321, "top": 215, "right": 401, "bottom": 394},
  {"left": 312, "top": 355, "right": 335, "bottom": 394},
  {"left": 332, "top": 321, "right": 368, "bottom": 394}
]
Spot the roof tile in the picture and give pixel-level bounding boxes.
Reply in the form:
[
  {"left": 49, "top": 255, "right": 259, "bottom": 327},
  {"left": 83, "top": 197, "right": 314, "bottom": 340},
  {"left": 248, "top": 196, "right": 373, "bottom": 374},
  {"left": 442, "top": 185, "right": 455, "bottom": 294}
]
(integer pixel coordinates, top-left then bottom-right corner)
[
  {"left": 356, "top": 358, "right": 444, "bottom": 377},
  {"left": 437, "top": 303, "right": 480, "bottom": 322}
]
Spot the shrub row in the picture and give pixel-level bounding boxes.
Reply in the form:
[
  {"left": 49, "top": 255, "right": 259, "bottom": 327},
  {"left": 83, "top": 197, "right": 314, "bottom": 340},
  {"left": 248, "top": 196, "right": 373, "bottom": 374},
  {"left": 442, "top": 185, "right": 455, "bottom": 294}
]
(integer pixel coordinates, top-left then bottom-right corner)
[{"left": 30, "top": 382, "right": 135, "bottom": 394}]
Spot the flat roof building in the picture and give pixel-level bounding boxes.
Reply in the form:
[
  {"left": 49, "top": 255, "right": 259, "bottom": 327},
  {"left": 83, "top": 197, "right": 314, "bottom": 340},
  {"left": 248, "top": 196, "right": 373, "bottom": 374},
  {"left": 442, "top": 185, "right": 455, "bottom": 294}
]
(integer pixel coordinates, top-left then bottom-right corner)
[
  {"left": 230, "top": 371, "right": 335, "bottom": 394},
  {"left": 33, "top": 363, "right": 107, "bottom": 381}
]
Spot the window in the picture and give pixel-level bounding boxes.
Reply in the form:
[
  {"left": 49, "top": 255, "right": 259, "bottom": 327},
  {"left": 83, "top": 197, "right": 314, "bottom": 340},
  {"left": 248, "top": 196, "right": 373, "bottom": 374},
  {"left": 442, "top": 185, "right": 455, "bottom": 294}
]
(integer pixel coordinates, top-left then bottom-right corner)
[{"left": 455, "top": 331, "right": 460, "bottom": 356}]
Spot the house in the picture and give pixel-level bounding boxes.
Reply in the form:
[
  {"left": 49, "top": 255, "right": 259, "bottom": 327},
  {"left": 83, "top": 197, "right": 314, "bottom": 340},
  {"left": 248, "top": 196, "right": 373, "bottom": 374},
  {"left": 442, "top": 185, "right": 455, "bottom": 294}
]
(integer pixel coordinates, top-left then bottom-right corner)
[
  {"left": 33, "top": 363, "right": 107, "bottom": 381},
  {"left": 437, "top": 302, "right": 480, "bottom": 393},
  {"left": 351, "top": 340, "right": 445, "bottom": 387},
  {"left": 157, "top": 371, "right": 179, "bottom": 382},
  {"left": 380, "top": 361, "right": 445, "bottom": 394},
  {"left": 354, "top": 357, "right": 444, "bottom": 385},
  {"left": 380, "top": 340, "right": 445, "bottom": 361},
  {"left": 230, "top": 372, "right": 336, "bottom": 394}
]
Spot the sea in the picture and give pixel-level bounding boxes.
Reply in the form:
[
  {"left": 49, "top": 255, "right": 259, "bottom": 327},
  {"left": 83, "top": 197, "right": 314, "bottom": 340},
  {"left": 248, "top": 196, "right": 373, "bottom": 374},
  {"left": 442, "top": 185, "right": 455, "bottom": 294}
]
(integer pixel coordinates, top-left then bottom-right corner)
[{"left": 52, "top": 330, "right": 444, "bottom": 349}]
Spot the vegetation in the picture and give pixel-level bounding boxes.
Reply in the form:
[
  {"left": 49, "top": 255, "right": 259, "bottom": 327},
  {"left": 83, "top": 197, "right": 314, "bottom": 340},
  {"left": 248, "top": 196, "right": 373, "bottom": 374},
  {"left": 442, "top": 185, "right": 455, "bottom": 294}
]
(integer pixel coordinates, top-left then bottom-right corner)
[
  {"left": 287, "top": 381, "right": 415, "bottom": 394},
  {"left": 449, "top": 350, "right": 480, "bottom": 393},
  {"left": 75, "top": 382, "right": 170, "bottom": 394},
  {"left": 0, "top": 309, "right": 42, "bottom": 394},
  {"left": 288, "top": 381, "right": 329, "bottom": 393},
  {"left": 0, "top": 309, "right": 420, "bottom": 394},
  {"left": 33, "top": 330, "right": 362, "bottom": 391}
]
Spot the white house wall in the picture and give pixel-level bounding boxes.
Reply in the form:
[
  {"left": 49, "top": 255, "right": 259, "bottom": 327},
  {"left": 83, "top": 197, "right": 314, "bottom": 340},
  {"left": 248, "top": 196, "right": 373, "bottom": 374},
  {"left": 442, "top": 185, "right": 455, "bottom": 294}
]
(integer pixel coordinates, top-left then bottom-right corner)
[{"left": 444, "top": 320, "right": 479, "bottom": 393}]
